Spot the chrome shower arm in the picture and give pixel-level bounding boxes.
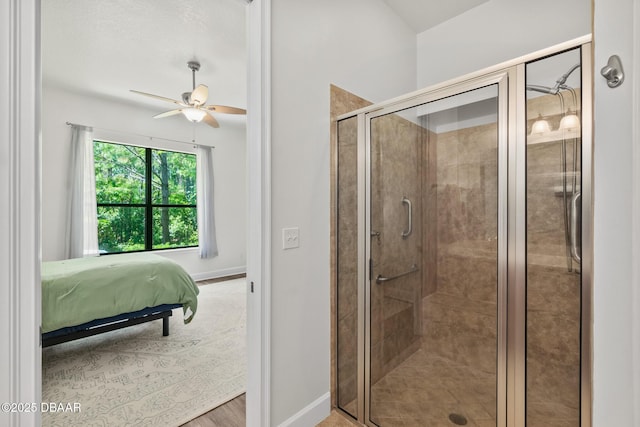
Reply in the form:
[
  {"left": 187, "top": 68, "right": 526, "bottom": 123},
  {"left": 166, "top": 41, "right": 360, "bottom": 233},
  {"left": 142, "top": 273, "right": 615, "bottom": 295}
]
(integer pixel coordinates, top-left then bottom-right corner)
[
  {"left": 526, "top": 63, "right": 581, "bottom": 96},
  {"left": 556, "top": 63, "right": 581, "bottom": 87},
  {"left": 526, "top": 84, "right": 558, "bottom": 95}
]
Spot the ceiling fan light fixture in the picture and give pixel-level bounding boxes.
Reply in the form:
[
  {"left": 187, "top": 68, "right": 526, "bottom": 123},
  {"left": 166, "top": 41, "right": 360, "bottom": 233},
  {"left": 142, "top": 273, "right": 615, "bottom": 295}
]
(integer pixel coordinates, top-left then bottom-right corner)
[
  {"left": 131, "top": 61, "right": 246, "bottom": 129},
  {"left": 182, "top": 107, "right": 207, "bottom": 122}
]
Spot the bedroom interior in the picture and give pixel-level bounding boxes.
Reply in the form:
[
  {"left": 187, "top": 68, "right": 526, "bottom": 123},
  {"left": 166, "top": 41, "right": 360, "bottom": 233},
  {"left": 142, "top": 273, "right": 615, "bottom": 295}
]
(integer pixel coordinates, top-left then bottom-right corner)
[
  {"left": 41, "top": 0, "right": 248, "bottom": 278},
  {"left": 40, "top": 0, "right": 249, "bottom": 425}
]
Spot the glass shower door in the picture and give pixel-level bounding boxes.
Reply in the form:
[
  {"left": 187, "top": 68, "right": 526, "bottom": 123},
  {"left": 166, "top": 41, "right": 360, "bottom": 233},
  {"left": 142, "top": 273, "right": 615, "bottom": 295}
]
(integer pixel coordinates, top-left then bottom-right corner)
[
  {"left": 525, "top": 47, "right": 583, "bottom": 427},
  {"left": 367, "top": 82, "right": 504, "bottom": 426}
]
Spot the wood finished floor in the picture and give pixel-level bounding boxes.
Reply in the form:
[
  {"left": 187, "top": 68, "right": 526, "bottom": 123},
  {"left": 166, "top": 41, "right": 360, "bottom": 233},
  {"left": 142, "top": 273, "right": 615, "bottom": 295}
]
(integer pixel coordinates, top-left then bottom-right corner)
[
  {"left": 180, "top": 396, "right": 357, "bottom": 427},
  {"left": 316, "top": 410, "right": 360, "bottom": 426},
  {"left": 180, "top": 394, "right": 246, "bottom": 427}
]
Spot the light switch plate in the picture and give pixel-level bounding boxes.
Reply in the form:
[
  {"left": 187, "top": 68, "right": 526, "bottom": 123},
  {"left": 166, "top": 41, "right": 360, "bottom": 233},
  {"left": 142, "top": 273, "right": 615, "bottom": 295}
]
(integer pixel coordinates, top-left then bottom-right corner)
[{"left": 282, "top": 227, "right": 300, "bottom": 249}]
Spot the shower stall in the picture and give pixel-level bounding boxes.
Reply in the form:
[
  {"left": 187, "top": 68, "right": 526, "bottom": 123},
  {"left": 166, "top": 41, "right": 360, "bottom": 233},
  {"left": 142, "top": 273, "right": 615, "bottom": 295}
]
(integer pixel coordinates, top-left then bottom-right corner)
[{"left": 333, "top": 41, "right": 592, "bottom": 427}]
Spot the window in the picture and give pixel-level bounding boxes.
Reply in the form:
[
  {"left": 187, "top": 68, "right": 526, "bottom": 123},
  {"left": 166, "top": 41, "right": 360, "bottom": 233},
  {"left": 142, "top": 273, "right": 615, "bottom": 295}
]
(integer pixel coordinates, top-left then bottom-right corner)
[{"left": 93, "top": 140, "right": 198, "bottom": 253}]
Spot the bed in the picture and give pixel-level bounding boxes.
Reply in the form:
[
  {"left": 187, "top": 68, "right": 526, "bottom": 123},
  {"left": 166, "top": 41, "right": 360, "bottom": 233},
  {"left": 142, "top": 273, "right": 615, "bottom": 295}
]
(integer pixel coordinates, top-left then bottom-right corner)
[{"left": 41, "top": 253, "right": 199, "bottom": 347}]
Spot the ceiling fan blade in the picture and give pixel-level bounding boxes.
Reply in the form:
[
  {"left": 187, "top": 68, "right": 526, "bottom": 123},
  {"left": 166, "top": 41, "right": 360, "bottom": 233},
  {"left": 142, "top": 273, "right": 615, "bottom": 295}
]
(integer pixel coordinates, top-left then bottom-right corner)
[
  {"left": 191, "top": 84, "right": 209, "bottom": 106},
  {"left": 203, "top": 111, "right": 220, "bottom": 128},
  {"left": 206, "top": 104, "right": 247, "bottom": 115},
  {"left": 130, "top": 90, "right": 186, "bottom": 106},
  {"left": 153, "top": 109, "right": 183, "bottom": 119}
]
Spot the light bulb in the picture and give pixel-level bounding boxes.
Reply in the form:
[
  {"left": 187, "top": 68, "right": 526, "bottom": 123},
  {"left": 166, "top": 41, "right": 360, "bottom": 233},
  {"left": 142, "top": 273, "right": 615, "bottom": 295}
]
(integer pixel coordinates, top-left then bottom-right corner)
[
  {"left": 559, "top": 113, "right": 580, "bottom": 131},
  {"left": 530, "top": 115, "right": 551, "bottom": 135},
  {"left": 182, "top": 107, "right": 207, "bottom": 122}
]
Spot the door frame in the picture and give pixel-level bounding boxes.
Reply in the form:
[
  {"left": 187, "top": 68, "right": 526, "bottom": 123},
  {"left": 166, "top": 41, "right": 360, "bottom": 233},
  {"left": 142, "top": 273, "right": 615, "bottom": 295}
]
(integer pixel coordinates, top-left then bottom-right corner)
[
  {"left": 1, "top": 1, "right": 42, "bottom": 425},
  {"left": 1, "top": 0, "right": 272, "bottom": 426},
  {"left": 246, "top": 0, "right": 272, "bottom": 426}
]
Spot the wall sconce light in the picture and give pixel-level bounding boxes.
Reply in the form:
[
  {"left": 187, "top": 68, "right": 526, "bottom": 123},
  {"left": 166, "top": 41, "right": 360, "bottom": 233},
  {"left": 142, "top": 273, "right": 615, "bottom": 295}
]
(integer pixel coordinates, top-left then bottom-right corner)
[
  {"left": 531, "top": 114, "right": 551, "bottom": 135},
  {"left": 559, "top": 111, "right": 580, "bottom": 132}
]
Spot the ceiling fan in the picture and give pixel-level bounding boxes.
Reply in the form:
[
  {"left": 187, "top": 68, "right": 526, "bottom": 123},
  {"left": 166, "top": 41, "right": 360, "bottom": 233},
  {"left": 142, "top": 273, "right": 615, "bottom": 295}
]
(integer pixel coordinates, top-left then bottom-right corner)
[{"left": 130, "top": 61, "right": 246, "bottom": 128}]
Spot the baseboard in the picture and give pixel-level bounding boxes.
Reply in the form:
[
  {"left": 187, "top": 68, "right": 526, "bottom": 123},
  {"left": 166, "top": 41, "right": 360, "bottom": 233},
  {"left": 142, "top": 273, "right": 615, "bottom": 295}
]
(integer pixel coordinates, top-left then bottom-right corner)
[
  {"left": 191, "top": 266, "right": 246, "bottom": 282},
  {"left": 277, "top": 392, "right": 331, "bottom": 427}
]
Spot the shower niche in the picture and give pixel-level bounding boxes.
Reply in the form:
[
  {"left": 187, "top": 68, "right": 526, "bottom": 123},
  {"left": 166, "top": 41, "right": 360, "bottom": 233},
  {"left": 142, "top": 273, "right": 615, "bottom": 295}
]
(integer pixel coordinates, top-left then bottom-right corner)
[{"left": 333, "top": 42, "right": 592, "bottom": 427}]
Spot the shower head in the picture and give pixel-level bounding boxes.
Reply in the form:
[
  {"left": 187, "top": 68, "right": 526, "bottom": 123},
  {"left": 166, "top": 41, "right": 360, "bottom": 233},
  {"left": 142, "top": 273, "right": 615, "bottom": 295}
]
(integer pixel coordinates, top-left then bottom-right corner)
[{"left": 526, "top": 63, "right": 581, "bottom": 95}]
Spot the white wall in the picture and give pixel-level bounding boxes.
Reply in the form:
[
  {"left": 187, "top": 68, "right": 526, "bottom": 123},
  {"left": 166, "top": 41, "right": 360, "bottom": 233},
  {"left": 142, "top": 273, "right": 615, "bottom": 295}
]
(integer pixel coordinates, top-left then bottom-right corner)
[
  {"left": 269, "top": 0, "right": 416, "bottom": 424},
  {"left": 416, "top": 0, "right": 591, "bottom": 88},
  {"left": 42, "top": 85, "right": 247, "bottom": 279},
  {"left": 593, "top": 0, "right": 637, "bottom": 425}
]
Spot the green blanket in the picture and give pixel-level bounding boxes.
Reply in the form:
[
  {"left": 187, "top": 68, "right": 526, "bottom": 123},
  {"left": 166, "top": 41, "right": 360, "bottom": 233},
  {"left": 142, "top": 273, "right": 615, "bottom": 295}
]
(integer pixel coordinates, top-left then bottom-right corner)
[{"left": 42, "top": 253, "right": 199, "bottom": 333}]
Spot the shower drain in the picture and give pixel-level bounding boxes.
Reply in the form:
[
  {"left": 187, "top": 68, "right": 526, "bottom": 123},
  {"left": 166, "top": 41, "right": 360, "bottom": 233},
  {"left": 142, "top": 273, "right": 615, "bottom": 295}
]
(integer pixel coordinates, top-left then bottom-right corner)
[{"left": 448, "top": 413, "right": 468, "bottom": 425}]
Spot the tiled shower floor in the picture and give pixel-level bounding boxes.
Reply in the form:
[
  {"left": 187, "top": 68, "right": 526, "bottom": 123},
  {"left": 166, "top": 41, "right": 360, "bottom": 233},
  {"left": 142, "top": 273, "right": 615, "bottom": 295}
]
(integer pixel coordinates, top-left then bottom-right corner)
[
  {"left": 367, "top": 342, "right": 496, "bottom": 427},
  {"left": 340, "top": 286, "right": 497, "bottom": 427},
  {"left": 359, "top": 282, "right": 497, "bottom": 427}
]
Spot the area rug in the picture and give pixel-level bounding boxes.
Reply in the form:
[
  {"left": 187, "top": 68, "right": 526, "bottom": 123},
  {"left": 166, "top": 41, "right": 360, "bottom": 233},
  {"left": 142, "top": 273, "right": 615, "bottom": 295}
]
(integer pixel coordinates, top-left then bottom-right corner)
[{"left": 42, "top": 278, "right": 247, "bottom": 427}]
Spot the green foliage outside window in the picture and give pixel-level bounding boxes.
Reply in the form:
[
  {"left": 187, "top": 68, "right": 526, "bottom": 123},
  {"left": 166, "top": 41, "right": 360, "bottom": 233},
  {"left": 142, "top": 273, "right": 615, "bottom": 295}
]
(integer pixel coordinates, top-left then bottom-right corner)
[{"left": 94, "top": 140, "right": 198, "bottom": 253}]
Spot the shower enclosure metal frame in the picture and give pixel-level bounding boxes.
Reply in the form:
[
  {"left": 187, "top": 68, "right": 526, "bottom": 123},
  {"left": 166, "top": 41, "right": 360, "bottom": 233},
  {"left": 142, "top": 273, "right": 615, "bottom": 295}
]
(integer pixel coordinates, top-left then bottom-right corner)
[
  {"left": 333, "top": 36, "right": 592, "bottom": 427},
  {"left": 364, "top": 71, "right": 510, "bottom": 427}
]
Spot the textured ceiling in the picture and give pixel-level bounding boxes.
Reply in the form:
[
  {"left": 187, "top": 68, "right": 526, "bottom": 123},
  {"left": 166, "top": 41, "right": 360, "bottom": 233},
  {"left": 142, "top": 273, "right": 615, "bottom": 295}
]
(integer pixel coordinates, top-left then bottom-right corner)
[
  {"left": 382, "top": 0, "right": 490, "bottom": 33},
  {"left": 42, "top": 0, "right": 511, "bottom": 124},
  {"left": 42, "top": 0, "right": 247, "bottom": 124}
]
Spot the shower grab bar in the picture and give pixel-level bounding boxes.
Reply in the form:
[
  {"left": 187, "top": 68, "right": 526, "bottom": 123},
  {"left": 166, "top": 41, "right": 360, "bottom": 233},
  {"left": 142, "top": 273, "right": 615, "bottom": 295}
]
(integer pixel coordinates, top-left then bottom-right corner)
[
  {"left": 401, "top": 197, "right": 412, "bottom": 239},
  {"left": 376, "top": 264, "right": 419, "bottom": 284},
  {"left": 570, "top": 191, "right": 582, "bottom": 264}
]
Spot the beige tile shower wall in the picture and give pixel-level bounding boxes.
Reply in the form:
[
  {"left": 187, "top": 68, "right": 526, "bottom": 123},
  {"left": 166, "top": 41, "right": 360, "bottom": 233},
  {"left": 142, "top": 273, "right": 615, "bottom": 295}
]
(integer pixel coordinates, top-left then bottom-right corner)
[
  {"left": 423, "top": 120, "right": 499, "bottom": 375},
  {"left": 526, "top": 93, "right": 581, "bottom": 426},
  {"left": 526, "top": 266, "right": 580, "bottom": 426},
  {"left": 527, "top": 91, "right": 582, "bottom": 118},
  {"left": 370, "top": 113, "right": 424, "bottom": 384},
  {"left": 435, "top": 122, "right": 498, "bottom": 245},
  {"left": 331, "top": 85, "right": 371, "bottom": 412},
  {"left": 526, "top": 91, "right": 582, "bottom": 270},
  {"left": 421, "top": 127, "right": 438, "bottom": 298},
  {"left": 336, "top": 116, "right": 359, "bottom": 412}
]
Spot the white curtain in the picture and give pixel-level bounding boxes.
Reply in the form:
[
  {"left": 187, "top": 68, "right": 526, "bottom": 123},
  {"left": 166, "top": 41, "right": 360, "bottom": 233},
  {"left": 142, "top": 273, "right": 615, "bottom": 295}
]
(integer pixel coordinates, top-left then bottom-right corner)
[
  {"left": 65, "top": 125, "right": 99, "bottom": 258},
  {"left": 196, "top": 146, "right": 218, "bottom": 258}
]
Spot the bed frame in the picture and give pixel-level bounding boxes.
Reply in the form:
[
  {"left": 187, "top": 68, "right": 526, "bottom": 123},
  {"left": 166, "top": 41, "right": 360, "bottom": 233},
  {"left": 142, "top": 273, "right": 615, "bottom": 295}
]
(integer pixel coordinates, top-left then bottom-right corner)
[{"left": 42, "top": 303, "right": 183, "bottom": 348}]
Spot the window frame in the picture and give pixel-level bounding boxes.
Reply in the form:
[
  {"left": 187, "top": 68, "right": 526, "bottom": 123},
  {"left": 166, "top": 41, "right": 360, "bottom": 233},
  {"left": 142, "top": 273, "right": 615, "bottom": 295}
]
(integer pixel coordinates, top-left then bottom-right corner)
[{"left": 94, "top": 139, "right": 198, "bottom": 254}]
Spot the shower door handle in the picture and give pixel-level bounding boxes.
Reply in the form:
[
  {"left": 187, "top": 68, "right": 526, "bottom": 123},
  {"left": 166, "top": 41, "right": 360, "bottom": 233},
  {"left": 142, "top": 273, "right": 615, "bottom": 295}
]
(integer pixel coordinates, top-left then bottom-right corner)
[
  {"left": 570, "top": 191, "right": 581, "bottom": 264},
  {"left": 401, "top": 197, "right": 412, "bottom": 239}
]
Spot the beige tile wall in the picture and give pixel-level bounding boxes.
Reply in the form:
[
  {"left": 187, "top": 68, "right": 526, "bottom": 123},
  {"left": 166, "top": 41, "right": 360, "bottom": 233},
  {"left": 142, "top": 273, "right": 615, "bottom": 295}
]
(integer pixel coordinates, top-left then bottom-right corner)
[
  {"left": 370, "top": 112, "right": 424, "bottom": 384},
  {"left": 424, "top": 118, "right": 499, "bottom": 378},
  {"left": 331, "top": 85, "right": 371, "bottom": 415},
  {"left": 526, "top": 91, "right": 582, "bottom": 426}
]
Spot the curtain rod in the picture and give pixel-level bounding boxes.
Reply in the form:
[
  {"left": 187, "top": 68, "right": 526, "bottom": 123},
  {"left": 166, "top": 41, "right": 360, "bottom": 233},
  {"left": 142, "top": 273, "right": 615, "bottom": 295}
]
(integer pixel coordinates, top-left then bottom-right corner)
[{"left": 65, "top": 121, "right": 214, "bottom": 149}]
